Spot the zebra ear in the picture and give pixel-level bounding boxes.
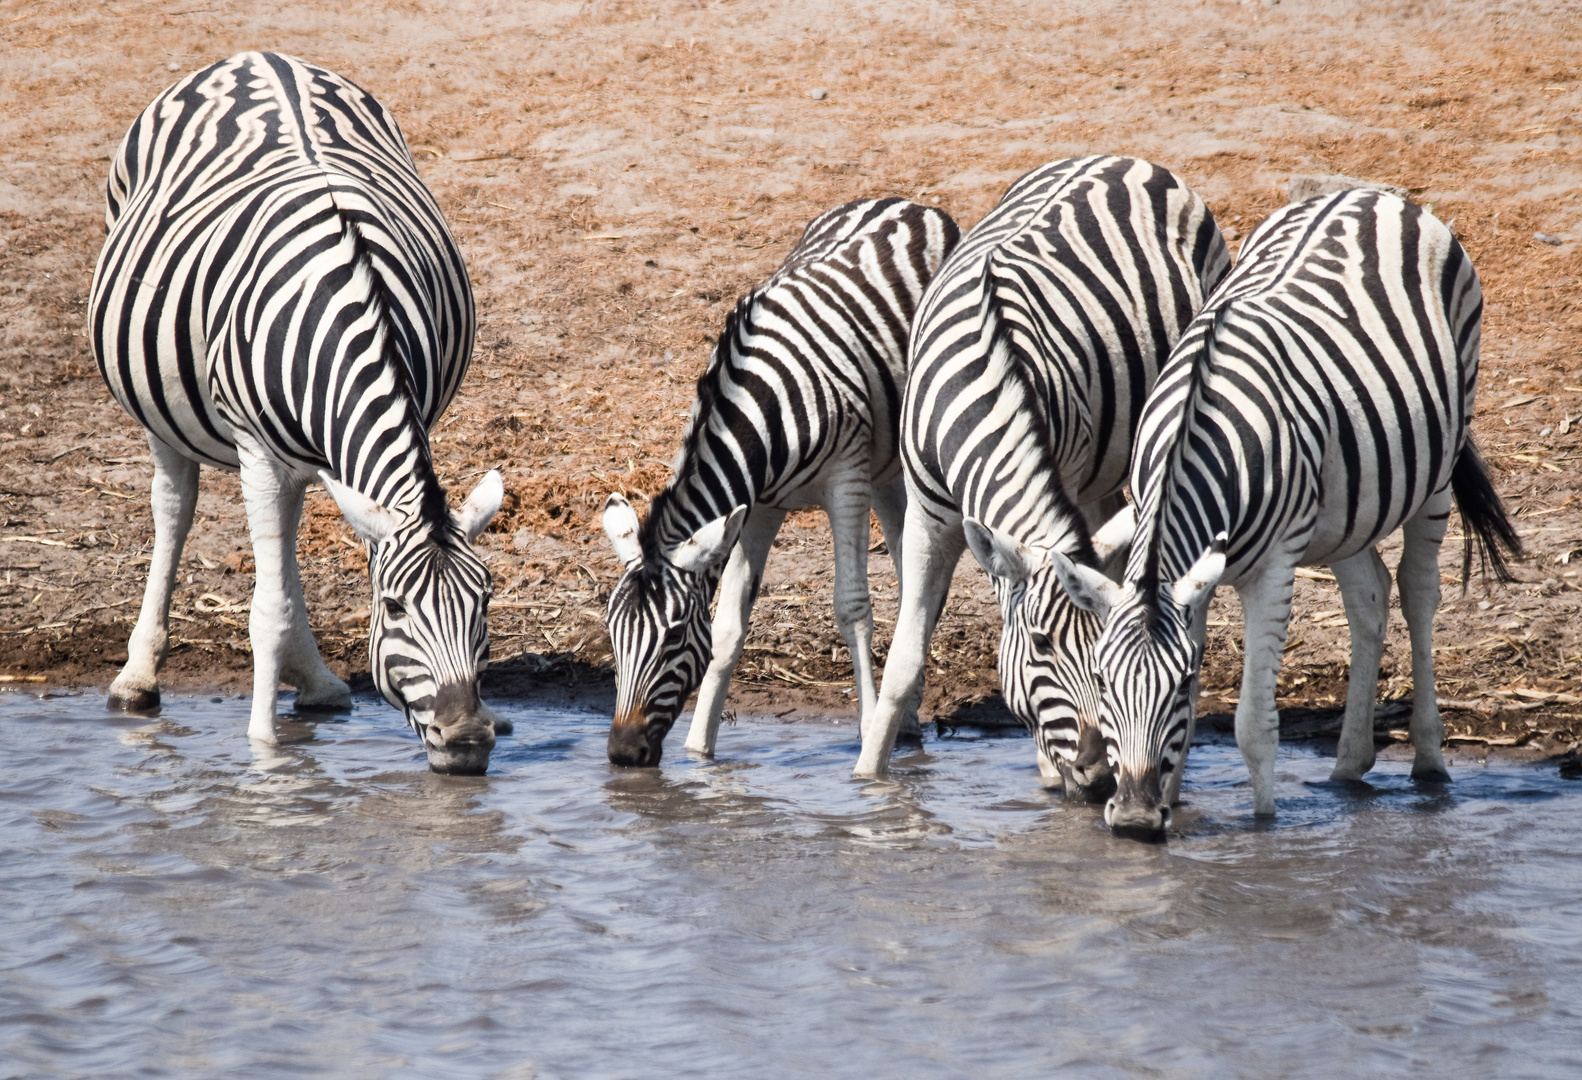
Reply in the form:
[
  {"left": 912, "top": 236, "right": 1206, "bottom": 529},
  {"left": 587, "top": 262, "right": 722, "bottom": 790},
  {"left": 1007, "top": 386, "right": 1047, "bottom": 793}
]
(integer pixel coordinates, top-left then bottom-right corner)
[
  {"left": 1050, "top": 548, "right": 1119, "bottom": 620},
  {"left": 1090, "top": 504, "right": 1137, "bottom": 573},
  {"left": 319, "top": 470, "right": 401, "bottom": 546},
  {"left": 963, "top": 518, "right": 1046, "bottom": 584},
  {"left": 667, "top": 505, "right": 747, "bottom": 575},
  {"left": 1172, "top": 534, "right": 1227, "bottom": 611},
  {"left": 602, "top": 493, "right": 644, "bottom": 569},
  {"left": 456, "top": 470, "right": 503, "bottom": 545}
]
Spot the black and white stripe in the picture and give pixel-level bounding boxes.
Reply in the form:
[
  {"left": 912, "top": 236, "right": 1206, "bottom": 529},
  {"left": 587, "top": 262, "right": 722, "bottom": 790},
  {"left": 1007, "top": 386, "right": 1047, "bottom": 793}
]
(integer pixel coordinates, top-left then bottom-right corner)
[
  {"left": 853, "top": 156, "right": 1231, "bottom": 791},
  {"left": 601, "top": 198, "right": 960, "bottom": 766},
  {"left": 1057, "top": 188, "right": 1520, "bottom": 837},
  {"left": 90, "top": 52, "right": 503, "bottom": 774}
]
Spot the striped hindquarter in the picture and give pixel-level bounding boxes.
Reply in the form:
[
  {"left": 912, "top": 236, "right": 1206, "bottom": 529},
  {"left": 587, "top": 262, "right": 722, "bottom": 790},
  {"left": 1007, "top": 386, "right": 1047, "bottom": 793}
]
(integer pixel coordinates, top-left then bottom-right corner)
[
  {"left": 855, "top": 156, "right": 1230, "bottom": 789},
  {"left": 1061, "top": 189, "right": 1519, "bottom": 836},
  {"left": 602, "top": 198, "right": 960, "bottom": 766},
  {"left": 89, "top": 52, "right": 503, "bottom": 774}
]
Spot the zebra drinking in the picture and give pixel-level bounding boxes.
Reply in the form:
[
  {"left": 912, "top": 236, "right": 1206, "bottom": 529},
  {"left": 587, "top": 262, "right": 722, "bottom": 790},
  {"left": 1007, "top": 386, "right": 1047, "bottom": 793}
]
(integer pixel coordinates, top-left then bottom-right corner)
[
  {"left": 89, "top": 52, "right": 503, "bottom": 775},
  {"left": 601, "top": 198, "right": 960, "bottom": 767},
  {"left": 1056, "top": 189, "right": 1521, "bottom": 838},
  {"left": 852, "top": 157, "right": 1230, "bottom": 797}
]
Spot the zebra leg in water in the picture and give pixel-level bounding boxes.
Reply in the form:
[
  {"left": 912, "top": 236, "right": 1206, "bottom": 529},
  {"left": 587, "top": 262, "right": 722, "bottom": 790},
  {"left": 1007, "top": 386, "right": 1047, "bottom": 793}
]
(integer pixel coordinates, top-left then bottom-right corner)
[
  {"left": 869, "top": 475, "right": 921, "bottom": 739},
  {"left": 683, "top": 504, "right": 787, "bottom": 757},
  {"left": 1396, "top": 486, "right": 1453, "bottom": 782},
  {"left": 236, "top": 432, "right": 351, "bottom": 744},
  {"left": 1329, "top": 546, "right": 1394, "bottom": 783},
  {"left": 1230, "top": 557, "right": 1302, "bottom": 818},
  {"left": 826, "top": 472, "right": 888, "bottom": 738},
  {"left": 107, "top": 435, "right": 199, "bottom": 712},
  {"left": 855, "top": 501, "right": 965, "bottom": 775}
]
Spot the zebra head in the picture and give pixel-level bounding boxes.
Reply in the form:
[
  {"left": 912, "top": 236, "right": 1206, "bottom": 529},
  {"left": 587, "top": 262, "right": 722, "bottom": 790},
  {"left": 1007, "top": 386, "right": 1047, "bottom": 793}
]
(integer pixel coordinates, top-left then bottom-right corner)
[
  {"left": 321, "top": 470, "right": 503, "bottom": 776},
  {"left": 601, "top": 493, "right": 747, "bottom": 767},
  {"left": 1055, "top": 535, "right": 1226, "bottom": 842},
  {"left": 962, "top": 506, "right": 1135, "bottom": 803}
]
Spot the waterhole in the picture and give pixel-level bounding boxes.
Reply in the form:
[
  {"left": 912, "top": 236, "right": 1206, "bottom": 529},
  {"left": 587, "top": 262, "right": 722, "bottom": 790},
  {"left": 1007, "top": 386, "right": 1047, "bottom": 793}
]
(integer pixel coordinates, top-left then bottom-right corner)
[{"left": 2, "top": 691, "right": 1579, "bottom": 1078}]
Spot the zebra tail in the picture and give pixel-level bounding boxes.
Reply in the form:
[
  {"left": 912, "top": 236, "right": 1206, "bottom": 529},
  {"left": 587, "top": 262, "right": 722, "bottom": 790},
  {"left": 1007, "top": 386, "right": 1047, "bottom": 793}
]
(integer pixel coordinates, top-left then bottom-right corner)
[{"left": 1450, "top": 438, "right": 1522, "bottom": 587}]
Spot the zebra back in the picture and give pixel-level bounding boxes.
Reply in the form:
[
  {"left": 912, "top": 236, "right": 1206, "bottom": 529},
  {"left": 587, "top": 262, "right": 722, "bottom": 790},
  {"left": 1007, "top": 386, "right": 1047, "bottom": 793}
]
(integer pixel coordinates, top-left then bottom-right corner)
[{"left": 603, "top": 198, "right": 959, "bottom": 760}]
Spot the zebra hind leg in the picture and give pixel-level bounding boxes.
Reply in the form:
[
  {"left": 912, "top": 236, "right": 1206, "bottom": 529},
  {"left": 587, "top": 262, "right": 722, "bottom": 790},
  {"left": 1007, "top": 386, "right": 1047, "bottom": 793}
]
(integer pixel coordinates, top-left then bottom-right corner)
[
  {"left": 826, "top": 476, "right": 888, "bottom": 740},
  {"left": 277, "top": 478, "right": 351, "bottom": 712},
  {"left": 1398, "top": 488, "right": 1453, "bottom": 782},
  {"left": 1328, "top": 547, "right": 1393, "bottom": 782},
  {"left": 683, "top": 505, "right": 785, "bottom": 757},
  {"left": 108, "top": 435, "right": 200, "bottom": 712},
  {"left": 870, "top": 475, "right": 921, "bottom": 739}
]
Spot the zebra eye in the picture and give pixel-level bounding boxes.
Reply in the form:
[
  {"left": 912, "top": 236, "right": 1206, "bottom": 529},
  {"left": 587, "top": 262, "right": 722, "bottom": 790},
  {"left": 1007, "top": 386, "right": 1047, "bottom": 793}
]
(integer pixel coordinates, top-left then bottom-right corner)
[
  {"left": 1029, "top": 632, "right": 1054, "bottom": 653},
  {"left": 383, "top": 597, "right": 406, "bottom": 619}
]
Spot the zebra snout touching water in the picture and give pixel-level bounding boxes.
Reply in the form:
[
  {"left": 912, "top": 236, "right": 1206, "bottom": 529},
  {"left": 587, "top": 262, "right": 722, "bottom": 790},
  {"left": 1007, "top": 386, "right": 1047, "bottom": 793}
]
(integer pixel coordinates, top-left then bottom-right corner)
[
  {"left": 852, "top": 156, "right": 1231, "bottom": 801},
  {"left": 1057, "top": 189, "right": 1522, "bottom": 839},
  {"left": 89, "top": 52, "right": 503, "bottom": 775},
  {"left": 600, "top": 198, "right": 961, "bottom": 767}
]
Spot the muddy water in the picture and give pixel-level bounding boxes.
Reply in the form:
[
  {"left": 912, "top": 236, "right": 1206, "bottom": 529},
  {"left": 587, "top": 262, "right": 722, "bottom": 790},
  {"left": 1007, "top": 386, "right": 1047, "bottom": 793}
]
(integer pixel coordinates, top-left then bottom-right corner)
[{"left": 2, "top": 692, "right": 1579, "bottom": 1080}]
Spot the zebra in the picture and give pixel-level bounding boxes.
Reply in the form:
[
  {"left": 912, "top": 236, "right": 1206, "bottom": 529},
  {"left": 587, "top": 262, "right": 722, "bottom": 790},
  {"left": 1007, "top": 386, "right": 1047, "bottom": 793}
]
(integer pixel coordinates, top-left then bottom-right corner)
[
  {"left": 89, "top": 52, "right": 505, "bottom": 775},
  {"left": 600, "top": 197, "right": 961, "bottom": 767},
  {"left": 1054, "top": 189, "right": 1521, "bottom": 838},
  {"left": 851, "top": 156, "right": 1231, "bottom": 796}
]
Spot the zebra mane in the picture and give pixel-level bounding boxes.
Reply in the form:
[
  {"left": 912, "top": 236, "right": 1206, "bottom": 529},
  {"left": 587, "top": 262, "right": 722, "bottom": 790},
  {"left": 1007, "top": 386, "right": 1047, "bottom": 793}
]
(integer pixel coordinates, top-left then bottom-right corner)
[
  {"left": 981, "top": 253, "right": 1098, "bottom": 569},
  {"left": 1135, "top": 305, "right": 1228, "bottom": 627},
  {"left": 639, "top": 297, "right": 752, "bottom": 562},
  {"left": 340, "top": 216, "right": 451, "bottom": 532}
]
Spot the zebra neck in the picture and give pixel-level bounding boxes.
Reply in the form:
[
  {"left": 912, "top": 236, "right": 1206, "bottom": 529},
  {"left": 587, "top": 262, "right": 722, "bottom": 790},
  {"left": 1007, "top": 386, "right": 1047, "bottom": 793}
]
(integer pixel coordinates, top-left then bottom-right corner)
[
  {"left": 334, "top": 421, "right": 450, "bottom": 530},
  {"left": 643, "top": 460, "right": 754, "bottom": 556}
]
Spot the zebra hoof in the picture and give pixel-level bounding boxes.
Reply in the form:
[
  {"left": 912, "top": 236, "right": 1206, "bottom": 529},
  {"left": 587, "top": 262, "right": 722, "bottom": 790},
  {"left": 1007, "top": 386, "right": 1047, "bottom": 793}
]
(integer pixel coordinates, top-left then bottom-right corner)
[
  {"left": 491, "top": 716, "right": 514, "bottom": 736},
  {"left": 108, "top": 684, "right": 160, "bottom": 713},
  {"left": 1411, "top": 765, "right": 1451, "bottom": 784}
]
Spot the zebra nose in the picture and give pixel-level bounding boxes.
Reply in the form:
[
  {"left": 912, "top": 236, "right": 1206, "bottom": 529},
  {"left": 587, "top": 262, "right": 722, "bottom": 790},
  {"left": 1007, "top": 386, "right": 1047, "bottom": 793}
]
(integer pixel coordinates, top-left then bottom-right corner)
[
  {"left": 423, "top": 717, "right": 495, "bottom": 776},
  {"left": 608, "top": 711, "right": 663, "bottom": 768},
  {"left": 1104, "top": 794, "right": 1170, "bottom": 843}
]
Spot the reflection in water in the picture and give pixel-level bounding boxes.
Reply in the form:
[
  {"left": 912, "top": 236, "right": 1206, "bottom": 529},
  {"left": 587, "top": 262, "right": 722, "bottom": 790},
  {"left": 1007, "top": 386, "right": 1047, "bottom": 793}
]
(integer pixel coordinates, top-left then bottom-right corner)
[{"left": 2, "top": 690, "right": 1580, "bottom": 1079}]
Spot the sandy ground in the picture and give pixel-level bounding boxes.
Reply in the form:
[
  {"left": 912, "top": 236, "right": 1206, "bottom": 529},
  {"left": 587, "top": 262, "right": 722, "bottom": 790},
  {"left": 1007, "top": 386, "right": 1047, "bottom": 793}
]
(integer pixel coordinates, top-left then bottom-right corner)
[{"left": 2, "top": 0, "right": 1581, "bottom": 761}]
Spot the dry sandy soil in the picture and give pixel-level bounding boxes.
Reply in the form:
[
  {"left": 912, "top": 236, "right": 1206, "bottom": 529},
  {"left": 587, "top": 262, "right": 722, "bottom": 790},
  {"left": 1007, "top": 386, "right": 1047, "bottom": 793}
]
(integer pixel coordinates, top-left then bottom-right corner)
[{"left": 3, "top": 0, "right": 1581, "bottom": 761}]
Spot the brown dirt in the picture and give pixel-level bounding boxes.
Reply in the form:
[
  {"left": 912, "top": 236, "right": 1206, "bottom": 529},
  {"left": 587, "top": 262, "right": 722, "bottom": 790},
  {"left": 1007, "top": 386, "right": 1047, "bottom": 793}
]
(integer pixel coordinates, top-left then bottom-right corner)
[{"left": 3, "top": 0, "right": 1581, "bottom": 761}]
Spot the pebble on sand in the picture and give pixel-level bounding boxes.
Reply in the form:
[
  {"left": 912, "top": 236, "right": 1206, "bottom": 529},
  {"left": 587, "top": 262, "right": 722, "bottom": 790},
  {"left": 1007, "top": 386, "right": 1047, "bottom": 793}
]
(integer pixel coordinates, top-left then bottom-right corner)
[
  {"left": 809, "top": 87, "right": 827, "bottom": 100},
  {"left": 1534, "top": 232, "right": 1563, "bottom": 246}
]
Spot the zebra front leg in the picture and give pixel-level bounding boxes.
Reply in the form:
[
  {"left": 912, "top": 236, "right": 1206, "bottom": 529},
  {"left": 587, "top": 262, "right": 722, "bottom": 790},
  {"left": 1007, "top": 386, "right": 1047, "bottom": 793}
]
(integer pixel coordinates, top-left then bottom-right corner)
[
  {"left": 109, "top": 434, "right": 200, "bottom": 712},
  {"left": 1232, "top": 564, "right": 1298, "bottom": 817},
  {"left": 276, "top": 480, "right": 351, "bottom": 711},
  {"left": 853, "top": 502, "right": 964, "bottom": 777},
  {"left": 1398, "top": 488, "right": 1453, "bottom": 781},
  {"left": 235, "top": 434, "right": 306, "bottom": 744},
  {"left": 684, "top": 506, "right": 785, "bottom": 757},
  {"left": 1329, "top": 547, "right": 1393, "bottom": 782},
  {"left": 870, "top": 475, "right": 920, "bottom": 739}
]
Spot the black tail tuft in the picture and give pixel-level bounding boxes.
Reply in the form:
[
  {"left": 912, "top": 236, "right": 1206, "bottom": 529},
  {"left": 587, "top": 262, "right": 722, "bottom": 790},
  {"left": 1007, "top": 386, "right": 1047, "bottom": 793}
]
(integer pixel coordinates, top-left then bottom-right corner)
[{"left": 1450, "top": 439, "right": 1522, "bottom": 587}]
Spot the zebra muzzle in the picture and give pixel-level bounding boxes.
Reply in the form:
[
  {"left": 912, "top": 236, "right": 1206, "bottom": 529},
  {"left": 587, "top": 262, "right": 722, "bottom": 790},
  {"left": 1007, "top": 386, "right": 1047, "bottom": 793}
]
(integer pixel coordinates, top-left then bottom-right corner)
[
  {"left": 1061, "top": 724, "right": 1117, "bottom": 804},
  {"left": 607, "top": 707, "right": 664, "bottom": 768},
  {"left": 421, "top": 684, "right": 496, "bottom": 776},
  {"left": 1104, "top": 766, "right": 1170, "bottom": 842}
]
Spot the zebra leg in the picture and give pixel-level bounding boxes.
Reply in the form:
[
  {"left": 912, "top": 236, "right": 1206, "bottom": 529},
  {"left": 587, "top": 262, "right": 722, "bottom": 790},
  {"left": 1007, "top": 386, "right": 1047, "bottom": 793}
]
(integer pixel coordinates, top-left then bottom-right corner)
[
  {"left": 108, "top": 434, "right": 200, "bottom": 712},
  {"left": 826, "top": 476, "right": 885, "bottom": 735},
  {"left": 1329, "top": 547, "right": 1393, "bottom": 782},
  {"left": 235, "top": 434, "right": 309, "bottom": 743},
  {"left": 1398, "top": 488, "right": 1453, "bottom": 782},
  {"left": 275, "top": 483, "right": 352, "bottom": 711},
  {"left": 683, "top": 505, "right": 785, "bottom": 757},
  {"left": 853, "top": 503, "right": 965, "bottom": 777},
  {"left": 870, "top": 475, "right": 921, "bottom": 739},
  {"left": 1232, "top": 564, "right": 1299, "bottom": 817}
]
